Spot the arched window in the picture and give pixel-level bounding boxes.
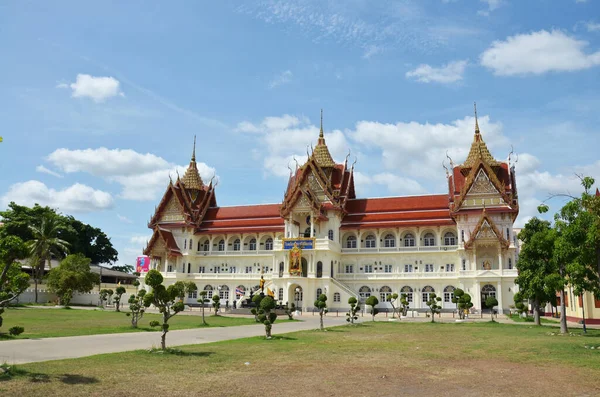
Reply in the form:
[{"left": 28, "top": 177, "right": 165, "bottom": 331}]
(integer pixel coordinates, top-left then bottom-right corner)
[
  {"left": 359, "top": 286, "right": 371, "bottom": 299},
  {"left": 380, "top": 286, "right": 392, "bottom": 302},
  {"left": 404, "top": 233, "right": 415, "bottom": 247},
  {"left": 422, "top": 286, "right": 435, "bottom": 303},
  {"left": 278, "top": 288, "right": 284, "bottom": 301},
  {"left": 365, "top": 235, "right": 376, "bottom": 248},
  {"left": 316, "top": 288, "right": 323, "bottom": 300},
  {"left": 197, "top": 241, "right": 201, "bottom": 251},
  {"left": 219, "top": 285, "right": 229, "bottom": 301},
  {"left": 508, "top": 258, "right": 513, "bottom": 269},
  {"left": 401, "top": 286, "right": 413, "bottom": 303},
  {"left": 384, "top": 234, "right": 395, "bottom": 248},
  {"left": 294, "top": 287, "right": 303, "bottom": 302},
  {"left": 444, "top": 232, "right": 456, "bottom": 246},
  {"left": 443, "top": 286, "right": 455, "bottom": 303},
  {"left": 203, "top": 240, "right": 209, "bottom": 251},
  {"left": 218, "top": 239, "right": 225, "bottom": 251},
  {"left": 249, "top": 238, "right": 257, "bottom": 251},
  {"left": 333, "top": 292, "right": 341, "bottom": 302},
  {"left": 265, "top": 238, "right": 273, "bottom": 250},
  {"left": 204, "top": 285, "right": 213, "bottom": 299},
  {"left": 424, "top": 233, "right": 435, "bottom": 246},
  {"left": 233, "top": 239, "right": 241, "bottom": 251},
  {"left": 304, "top": 227, "right": 311, "bottom": 237},
  {"left": 328, "top": 229, "right": 334, "bottom": 241},
  {"left": 184, "top": 239, "right": 187, "bottom": 249},
  {"left": 481, "top": 284, "right": 496, "bottom": 295},
  {"left": 189, "top": 239, "right": 192, "bottom": 250},
  {"left": 316, "top": 261, "right": 323, "bottom": 278},
  {"left": 346, "top": 235, "right": 357, "bottom": 249}
]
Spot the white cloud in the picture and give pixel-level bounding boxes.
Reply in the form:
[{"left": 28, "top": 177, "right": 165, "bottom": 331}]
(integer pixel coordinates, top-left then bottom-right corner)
[
  {"left": 372, "top": 173, "right": 426, "bottom": 195},
  {"left": 406, "top": 60, "right": 468, "bottom": 83},
  {"left": 46, "top": 147, "right": 216, "bottom": 201},
  {"left": 586, "top": 22, "right": 600, "bottom": 32},
  {"left": 63, "top": 74, "right": 124, "bottom": 102},
  {"left": 480, "top": 30, "right": 600, "bottom": 75},
  {"left": 362, "top": 45, "right": 384, "bottom": 59},
  {"left": 478, "top": 0, "right": 502, "bottom": 16},
  {"left": 117, "top": 214, "right": 133, "bottom": 224},
  {"left": 1, "top": 181, "right": 114, "bottom": 213},
  {"left": 130, "top": 235, "right": 152, "bottom": 246},
  {"left": 269, "top": 70, "right": 293, "bottom": 89},
  {"left": 36, "top": 165, "right": 63, "bottom": 178}
]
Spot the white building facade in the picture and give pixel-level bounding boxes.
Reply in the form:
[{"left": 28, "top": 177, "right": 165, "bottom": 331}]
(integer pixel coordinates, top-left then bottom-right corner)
[{"left": 141, "top": 115, "right": 520, "bottom": 313}]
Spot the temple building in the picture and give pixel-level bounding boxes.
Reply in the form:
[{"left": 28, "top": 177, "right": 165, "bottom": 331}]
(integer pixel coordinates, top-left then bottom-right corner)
[{"left": 141, "top": 110, "right": 521, "bottom": 314}]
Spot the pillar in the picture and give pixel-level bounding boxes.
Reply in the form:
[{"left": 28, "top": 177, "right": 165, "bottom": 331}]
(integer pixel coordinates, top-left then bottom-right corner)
[
  {"left": 497, "top": 281, "right": 503, "bottom": 315},
  {"left": 310, "top": 212, "right": 314, "bottom": 238}
]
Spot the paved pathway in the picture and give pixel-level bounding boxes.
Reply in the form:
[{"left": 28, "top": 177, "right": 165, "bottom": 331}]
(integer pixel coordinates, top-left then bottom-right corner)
[{"left": 0, "top": 315, "right": 348, "bottom": 365}]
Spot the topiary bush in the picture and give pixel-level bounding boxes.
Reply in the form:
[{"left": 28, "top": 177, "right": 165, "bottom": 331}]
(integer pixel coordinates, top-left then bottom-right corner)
[
  {"left": 8, "top": 326, "right": 24, "bottom": 336},
  {"left": 346, "top": 297, "right": 360, "bottom": 324},
  {"left": 314, "top": 293, "right": 328, "bottom": 330},
  {"left": 365, "top": 296, "right": 379, "bottom": 321},
  {"left": 256, "top": 296, "right": 277, "bottom": 338}
]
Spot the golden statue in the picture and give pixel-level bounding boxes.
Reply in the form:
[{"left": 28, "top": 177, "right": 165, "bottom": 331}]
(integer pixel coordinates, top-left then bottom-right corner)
[
  {"left": 259, "top": 275, "right": 265, "bottom": 292},
  {"left": 483, "top": 260, "right": 491, "bottom": 270},
  {"left": 289, "top": 242, "right": 302, "bottom": 276}
]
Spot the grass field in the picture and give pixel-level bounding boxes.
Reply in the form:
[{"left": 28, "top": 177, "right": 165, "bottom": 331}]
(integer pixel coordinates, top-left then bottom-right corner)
[
  {"left": 1, "top": 321, "right": 599, "bottom": 397},
  {"left": 507, "top": 313, "right": 558, "bottom": 324},
  {"left": 0, "top": 307, "right": 259, "bottom": 339}
]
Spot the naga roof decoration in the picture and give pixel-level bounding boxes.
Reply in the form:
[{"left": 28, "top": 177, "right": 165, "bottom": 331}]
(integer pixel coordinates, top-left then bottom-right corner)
[{"left": 464, "top": 209, "right": 510, "bottom": 249}]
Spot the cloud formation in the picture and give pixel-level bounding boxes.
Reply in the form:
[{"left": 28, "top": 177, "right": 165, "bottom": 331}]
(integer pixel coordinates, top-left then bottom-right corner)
[
  {"left": 60, "top": 74, "right": 124, "bottom": 102},
  {"left": 269, "top": 70, "right": 293, "bottom": 89},
  {"left": 406, "top": 60, "right": 468, "bottom": 83}
]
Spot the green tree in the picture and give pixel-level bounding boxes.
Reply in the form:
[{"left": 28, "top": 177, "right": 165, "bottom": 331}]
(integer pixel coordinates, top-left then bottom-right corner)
[
  {"left": 399, "top": 293, "right": 410, "bottom": 317},
  {"left": 452, "top": 289, "right": 473, "bottom": 320},
  {"left": 212, "top": 294, "right": 221, "bottom": 315},
  {"left": 46, "top": 254, "right": 100, "bottom": 306},
  {"left": 174, "top": 281, "right": 197, "bottom": 305},
  {"left": 126, "top": 289, "right": 147, "bottom": 328},
  {"left": 197, "top": 290, "right": 209, "bottom": 325},
  {"left": 111, "top": 265, "right": 134, "bottom": 273},
  {"left": 426, "top": 293, "right": 442, "bottom": 323},
  {"left": 113, "top": 286, "right": 127, "bottom": 312},
  {"left": 386, "top": 293, "right": 399, "bottom": 318},
  {"left": 142, "top": 270, "right": 185, "bottom": 350},
  {"left": 99, "top": 288, "right": 111, "bottom": 307},
  {"left": 486, "top": 296, "right": 499, "bottom": 322},
  {"left": 250, "top": 293, "right": 264, "bottom": 322},
  {"left": 0, "top": 235, "right": 29, "bottom": 330},
  {"left": 106, "top": 289, "right": 114, "bottom": 305},
  {"left": 513, "top": 292, "right": 529, "bottom": 317},
  {"left": 27, "top": 213, "right": 70, "bottom": 303},
  {"left": 515, "top": 217, "right": 560, "bottom": 326},
  {"left": 0, "top": 203, "right": 58, "bottom": 242},
  {"left": 284, "top": 302, "right": 296, "bottom": 320},
  {"left": 256, "top": 295, "right": 277, "bottom": 338},
  {"left": 365, "top": 296, "right": 379, "bottom": 322},
  {"left": 314, "top": 293, "right": 328, "bottom": 330},
  {"left": 59, "top": 216, "right": 119, "bottom": 264},
  {"left": 346, "top": 297, "right": 360, "bottom": 324}
]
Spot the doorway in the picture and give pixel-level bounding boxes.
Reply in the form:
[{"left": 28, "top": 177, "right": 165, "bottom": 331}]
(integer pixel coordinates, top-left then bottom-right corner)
[{"left": 481, "top": 284, "right": 496, "bottom": 311}]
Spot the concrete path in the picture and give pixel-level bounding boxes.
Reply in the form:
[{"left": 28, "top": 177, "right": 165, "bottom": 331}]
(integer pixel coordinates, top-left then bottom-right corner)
[{"left": 0, "top": 315, "right": 348, "bottom": 365}]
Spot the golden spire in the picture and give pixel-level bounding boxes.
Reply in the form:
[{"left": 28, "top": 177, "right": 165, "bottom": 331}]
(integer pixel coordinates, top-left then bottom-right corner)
[
  {"left": 462, "top": 103, "right": 499, "bottom": 169},
  {"left": 474, "top": 102, "right": 480, "bottom": 135},
  {"left": 181, "top": 136, "right": 203, "bottom": 190},
  {"left": 312, "top": 109, "right": 336, "bottom": 167}
]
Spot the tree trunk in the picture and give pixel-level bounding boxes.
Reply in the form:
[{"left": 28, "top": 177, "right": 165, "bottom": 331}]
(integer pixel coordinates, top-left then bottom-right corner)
[
  {"left": 116, "top": 302, "right": 120, "bottom": 312},
  {"left": 201, "top": 305, "right": 206, "bottom": 325},
  {"left": 533, "top": 299, "right": 541, "bottom": 326},
  {"left": 320, "top": 312, "right": 324, "bottom": 330},
  {"left": 34, "top": 277, "right": 39, "bottom": 303},
  {"left": 161, "top": 331, "right": 166, "bottom": 350},
  {"left": 559, "top": 289, "right": 568, "bottom": 334}
]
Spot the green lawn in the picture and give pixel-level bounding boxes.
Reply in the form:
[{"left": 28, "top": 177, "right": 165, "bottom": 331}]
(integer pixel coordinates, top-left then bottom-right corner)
[
  {"left": 507, "top": 313, "right": 559, "bottom": 324},
  {"left": 1, "top": 321, "right": 599, "bottom": 396},
  {"left": 0, "top": 307, "right": 259, "bottom": 339}
]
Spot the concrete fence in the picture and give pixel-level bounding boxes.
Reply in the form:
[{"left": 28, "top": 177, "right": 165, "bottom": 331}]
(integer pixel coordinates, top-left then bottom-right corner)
[{"left": 15, "top": 284, "right": 138, "bottom": 306}]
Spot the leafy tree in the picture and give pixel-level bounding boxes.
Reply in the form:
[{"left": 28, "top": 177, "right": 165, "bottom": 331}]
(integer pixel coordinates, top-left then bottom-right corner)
[
  {"left": 284, "top": 302, "right": 296, "bottom": 320},
  {"left": 515, "top": 218, "right": 559, "bottom": 326},
  {"left": 513, "top": 293, "right": 528, "bottom": 317},
  {"left": 452, "top": 289, "right": 473, "bottom": 320},
  {"left": 256, "top": 295, "right": 277, "bottom": 338},
  {"left": 126, "top": 289, "right": 147, "bottom": 328},
  {"left": 0, "top": 203, "right": 58, "bottom": 242},
  {"left": 106, "top": 289, "right": 114, "bottom": 305},
  {"left": 111, "top": 264, "right": 134, "bottom": 273},
  {"left": 250, "top": 293, "right": 264, "bottom": 322},
  {"left": 197, "top": 291, "right": 209, "bottom": 325},
  {"left": 426, "top": 293, "right": 442, "bottom": 323},
  {"left": 46, "top": 254, "right": 100, "bottom": 306},
  {"left": 346, "top": 297, "right": 360, "bottom": 324},
  {"left": 113, "top": 286, "right": 127, "bottom": 312},
  {"left": 399, "top": 293, "right": 410, "bottom": 317},
  {"left": 365, "top": 296, "right": 379, "bottom": 322},
  {"left": 386, "top": 293, "right": 399, "bottom": 318},
  {"left": 0, "top": 235, "right": 29, "bottom": 330},
  {"left": 99, "top": 288, "right": 111, "bottom": 307},
  {"left": 212, "top": 294, "right": 221, "bottom": 315},
  {"left": 174, "top": 281, "right": 197, "bottom": 304},
  {"left": 27, "top": 213, "right": 70, "bottom": 303},
  {"left": 142, "top": 270, "right": 185, "bottom": 350},
  {"left": 314, "top": 293, "right": 328, "bottom": 330},
  {"left": 486, "top": 296, "right": 499, "bottom": 322}
]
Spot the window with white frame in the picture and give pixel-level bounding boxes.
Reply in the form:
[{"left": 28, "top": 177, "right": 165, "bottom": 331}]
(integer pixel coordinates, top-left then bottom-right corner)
[
  {"left": 404, "top": 264, "right": 413, "bottom": 273},
  {"left": 364, "top": 264, "right": 373, "bottom": 273},
  {"left": 278, "top": 288, "right": 284, "bottom": 301},
  {"left": 359, "top": 286, "right": 371, "bottom": 299},
  {"left": 230, "top": 266, "right": 237, "bottom": 274},
  {"left": 462, "top": 259, "right": 466, "bottom": 270},
  {"left": 245, "top": 266, "right": 252, "bottom": 273},
  {"left": 219, "top": 286, "right": 229, "bottom": 301},
  {"left": 167, "top": 264, "right": 173, "bottom": 272},
  {"left": 189, "top": 239, "right": 192, "bottom": 250},
  {"left": 384, "top": 234, "right": 395, "bottom": 248},
  {"left": 365, "top": 235, "right": 376, "bottom": 248},
  {"left": 461, "top": 230, "right": 465, "bottom": 243},
  {"left": 422, "top": 286, "right": 435, "bottom": 302},
  {"left": 213, "top": 267, "right": 220, "bottom": 274},
  {"left": 279, "top": 262, "right": 284, "bottom": 277},
  {"left": 333, "top": 292, "right": 341, "bottom": 302},
  {"left": 384, "top": 264, "right": 392, "bottom": 273},
  {"left": 218, "top": 239, "right": 225, "bottom": 251},
  {"left": 204, "top": 285, "right": 213, "bottom": 299},
  {"left": 424, "top": 233, "right": 435, "bottom": 246},
  {"left": 380, "top": 286, "right": 392, "bottom": 302},
  {"left": 346, "top": 236, "right": 357, "bottom": 248},
  {"left": 328, "top": 229, "right": 334, "bottom": 241},
  {"left": 345, "top": 264, "right": 354, "bottom": 273},
  {"left": 198, "top": 266, "right": 205, "bottom": 273},
  {"left": 233, "top": 239, "right": 241, "bottom": 251},
  {"left": 188, "top": 290, "right": 197, "bottom": 299},
  {"left": 446, "top": 264, "right": 455, "bottom": 272},
  {"left": 404, "top": 233, "right": 415, "bottom": 247},
  {"left": 443, "top": 285, "right": 455, "bottom": 303},
  {"left": 401, "top": 286, "right": 413, "bottom": 303},
  {"left": 249, "top": 238, "right": 257, "bottom": 251},
  {"left": 508, "top": 258, "right": 513, "bottom": 269},
  {"left": 424, "top": 264, "right": 434, "bottom": 272},
  {"left": 265, "top": 238, "right": 273, "bottom": 250},
  {"left": 184, "top": 239, "right": 187, "bottom": 249},
  {"left": 444, "top": 232, "right": 456, "bottom": 246}
]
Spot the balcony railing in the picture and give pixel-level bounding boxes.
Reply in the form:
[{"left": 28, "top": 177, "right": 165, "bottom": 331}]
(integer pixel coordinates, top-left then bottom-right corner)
[{"left": 341, "top": 245, "right": 458, "bottom": 254}]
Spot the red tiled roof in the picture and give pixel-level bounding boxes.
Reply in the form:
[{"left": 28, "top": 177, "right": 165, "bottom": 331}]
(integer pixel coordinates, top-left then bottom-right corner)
[{"left": 196, "top": 204, "right": 284, "bottom": 234}]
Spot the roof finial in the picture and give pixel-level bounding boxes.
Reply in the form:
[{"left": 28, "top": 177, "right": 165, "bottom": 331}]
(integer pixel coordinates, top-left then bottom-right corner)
[
  {"left": 474, "top": 102, "right": 480, "bottom": 134},
  {"left": 191, "top": 135, "right": 196, "bottom": 162},
  {"left": 319, "top": 109, "right": 324, "bottom": 139}
]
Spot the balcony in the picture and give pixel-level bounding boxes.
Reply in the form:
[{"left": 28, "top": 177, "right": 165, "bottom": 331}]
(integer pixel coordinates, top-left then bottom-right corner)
[
  {"left": 336, "top": 271, "right": 458, "bottom": 280},
  {"left": 161, "top": 272, "right": 274, "bottom": 280},
  {"left": 192, "top": 249, "right": 274, "bottom": 257},
  {"left": 341, "top": 245, "right": 458, "bottom": 254}
]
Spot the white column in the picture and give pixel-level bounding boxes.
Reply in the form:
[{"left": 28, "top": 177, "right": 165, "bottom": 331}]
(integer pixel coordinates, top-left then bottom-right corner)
[
  {"left": 310, "top": 213, "right": 314, "bottom": 238},
  {"left": 497, "top": 281, "right": 503, "bottom": 315}
]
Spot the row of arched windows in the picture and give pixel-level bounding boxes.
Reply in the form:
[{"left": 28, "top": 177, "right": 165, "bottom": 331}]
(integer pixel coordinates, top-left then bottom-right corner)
[
  {"left": 345, "top": 232, "right": 457, "bottom": 249},
  {"left": 190, "top": 238, "right": 274, "bottom": 252}
]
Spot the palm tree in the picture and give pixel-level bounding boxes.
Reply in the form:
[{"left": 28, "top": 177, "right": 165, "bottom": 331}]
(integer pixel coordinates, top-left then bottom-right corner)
[{"left": 27, "top": 214, "right": 70, "bottom": 302}]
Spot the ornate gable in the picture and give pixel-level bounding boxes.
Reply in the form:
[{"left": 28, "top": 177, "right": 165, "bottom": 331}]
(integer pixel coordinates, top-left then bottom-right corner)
[
  {"left": 468, "top": 169, "right": 499, "bottom": 195},
  {"left": 465, "top": 211, "right": 509, "bottom": 249},
  {"left": 160, "top": 195, "right": 185, "bottom": 223}
]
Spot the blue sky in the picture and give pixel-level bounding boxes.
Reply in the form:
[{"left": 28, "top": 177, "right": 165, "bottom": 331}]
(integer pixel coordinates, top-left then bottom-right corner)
[{"left": 1, "top": 0, "right": 599, "bottom": 265}]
